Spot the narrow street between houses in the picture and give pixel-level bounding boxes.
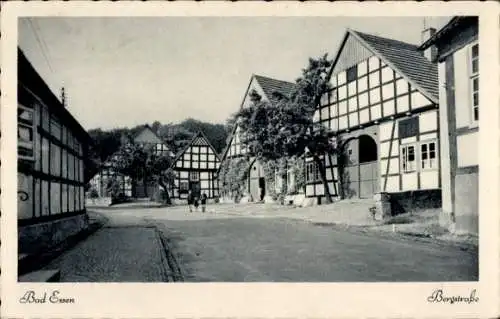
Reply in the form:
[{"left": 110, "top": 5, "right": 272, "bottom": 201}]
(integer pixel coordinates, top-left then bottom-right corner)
[{"left": 45, "top": 203, "right": 478, "bottom": 282}]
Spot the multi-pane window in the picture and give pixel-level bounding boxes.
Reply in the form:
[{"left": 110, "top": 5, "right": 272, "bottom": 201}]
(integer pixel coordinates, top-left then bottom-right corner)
[
  {"left": 470, "top": 43, "right": 479, "bottom": 122},
  {"left": 401, "top": 144, "right": 416, "bottom": 173},
  {"left": 420, "top": 141, "right": 438, "bottom": 170},
  {"left": 189, "top": 171, "right": 200, "bottom": 181},
  {"left": 305, "top": 162, "right": 321, "bottom": 183},
  {"left": 18, "top": 105, "right": 35, "bottom": 160}
]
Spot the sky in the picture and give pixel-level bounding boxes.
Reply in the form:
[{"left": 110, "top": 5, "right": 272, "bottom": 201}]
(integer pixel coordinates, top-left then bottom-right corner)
[{"left": 18, "top": 16, "right": 451, "bottom": 131}]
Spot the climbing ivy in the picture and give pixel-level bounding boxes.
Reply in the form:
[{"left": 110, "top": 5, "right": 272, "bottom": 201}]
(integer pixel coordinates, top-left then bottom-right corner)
[{"left": 218, "top": 157, "right": 250, "bottom": 202}]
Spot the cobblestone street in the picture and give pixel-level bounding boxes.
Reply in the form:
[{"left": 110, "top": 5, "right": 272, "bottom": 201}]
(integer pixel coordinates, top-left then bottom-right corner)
[{"left": 48, "top": 204, "right": 478, "bottom": 282}]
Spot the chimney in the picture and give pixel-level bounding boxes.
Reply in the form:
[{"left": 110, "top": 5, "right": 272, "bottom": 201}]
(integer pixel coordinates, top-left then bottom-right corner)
[{"left": 421, "top": 27, "right": 437, "bottom": 62}]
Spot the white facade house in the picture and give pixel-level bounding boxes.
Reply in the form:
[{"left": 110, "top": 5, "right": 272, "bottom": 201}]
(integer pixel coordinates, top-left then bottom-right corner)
[
  {"left": 307, "top": 29, "right": 440, "bottom": 210},
  {"left": 420, "top": 16, "right": 479, "bottom": 234}
]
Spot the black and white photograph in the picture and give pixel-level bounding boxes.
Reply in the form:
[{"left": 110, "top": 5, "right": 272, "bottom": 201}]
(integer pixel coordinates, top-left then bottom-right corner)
[{"left": 2, "top": 2, "right": 499, "bottom": 318}]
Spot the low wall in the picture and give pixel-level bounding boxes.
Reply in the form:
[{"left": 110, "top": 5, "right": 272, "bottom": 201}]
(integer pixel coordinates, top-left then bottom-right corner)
[
  {"left": 18, "top": 213, "right": 89, "bottom": 255},
  {"left": 389, "top": 189, "right": 442, "bottom": 215}
]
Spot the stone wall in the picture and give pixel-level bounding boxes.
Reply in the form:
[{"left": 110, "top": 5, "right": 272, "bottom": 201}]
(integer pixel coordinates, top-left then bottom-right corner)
[
  {"left": 389, "top": 189, "right": 442, "bottom": 215},
  {"left": 18, "top": 213, "right": 89, "bottom": 255}
]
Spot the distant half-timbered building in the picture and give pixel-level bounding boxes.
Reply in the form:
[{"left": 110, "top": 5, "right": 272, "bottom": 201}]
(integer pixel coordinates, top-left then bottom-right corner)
[
  {"left": 171, "top": 131, "right": 221, "bottom": 200},
  {"left": 88, "top": 124, "right": 173, "bottom": 201},
  {"left": 307, "top": 29, "right": 440, "bottom": 205},
  {"left": 17, "top": 48, "right": 93, "bottom": 255},
  {"left": 132, "top": 124, "right": 173, "bottom": 157},
  {"left": 219, "top": 74, "right": 296, "bottom": 202},
  {"left": 419, "top": 17, "right": 479, "bottom": 234}
]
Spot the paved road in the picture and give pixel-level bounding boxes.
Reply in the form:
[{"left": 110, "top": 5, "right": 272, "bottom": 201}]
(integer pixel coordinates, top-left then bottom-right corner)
[{"left": 89, "top": 204, "right": 478, "bottom": 282}]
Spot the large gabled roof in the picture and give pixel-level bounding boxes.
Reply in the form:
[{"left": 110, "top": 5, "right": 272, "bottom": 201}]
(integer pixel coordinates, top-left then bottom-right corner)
[
  {"left": 331, "top": 29, "right": 439, "bottom": 103},
  {"left": 171, "top": 130, "right": 221, "bottom": 169},
  {"left": 239, "top": 74, "right": 296, "bottom": 109},
  {"left": 253, "top": 74, "right": 296, "bottom": 104},
  {"left": 218, "top": 74, "right": 296, "bottom": 167}
]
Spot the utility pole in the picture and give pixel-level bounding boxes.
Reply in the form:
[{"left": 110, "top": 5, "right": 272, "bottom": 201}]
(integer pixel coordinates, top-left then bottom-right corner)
[{"left": 61, "top": 87, "right": 67, "bottom": 108}]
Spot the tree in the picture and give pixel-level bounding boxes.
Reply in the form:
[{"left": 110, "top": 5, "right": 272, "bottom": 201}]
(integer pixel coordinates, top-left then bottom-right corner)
[
  {"left": 111, "top": 143, "right": 175, "bottom": 204},
  {"left": 237, "top": 54, "right": 338, "bottom": 203}
]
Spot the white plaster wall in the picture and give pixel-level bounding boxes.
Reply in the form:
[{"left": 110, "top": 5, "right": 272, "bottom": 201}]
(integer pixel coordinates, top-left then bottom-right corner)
[
  {"left": 419, "top": 110, "right": 438, "bottom": 132},
  {"left": 453, "top": 45, "right": 473, "bottom": 128},
  {"left": 420, "top": 170, "right": 439, "bottom": 189},
  {"left": 457, "top": 132, "right": 479, "bottom": 167},
  {"left": 402, "top": 173, "right": 418, "bottom": 190}
]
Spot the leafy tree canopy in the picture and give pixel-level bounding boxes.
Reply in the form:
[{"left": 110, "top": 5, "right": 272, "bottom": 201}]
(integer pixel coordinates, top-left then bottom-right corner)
[{"left": 236, "top": 54, "right": 338, "bottom": 202}]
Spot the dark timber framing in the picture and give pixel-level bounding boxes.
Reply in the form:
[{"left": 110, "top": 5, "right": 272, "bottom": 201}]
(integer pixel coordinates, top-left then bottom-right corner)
[
  {"left": 307, "top": 28, "right": 440, "bottom": 199},
  {"left": 17, "top": 48, "right": 92, "bottom": 227}
]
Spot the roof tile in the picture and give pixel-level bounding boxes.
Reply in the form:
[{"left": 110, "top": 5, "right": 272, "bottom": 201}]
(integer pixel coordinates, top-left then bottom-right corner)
[{"left": 351, "top": 30, "right": 439, "bottom": 102}]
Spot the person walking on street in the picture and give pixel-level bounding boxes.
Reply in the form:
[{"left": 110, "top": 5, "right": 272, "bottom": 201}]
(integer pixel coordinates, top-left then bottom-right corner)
[
  {"left": 201, "top": 193, "right": 208, "bottom": 213},
  {"left": 187, "top": 190, "right": 193, "bottom": 212},
  {"left": 193, "top": 195, "right": 200, "bottom": 212}
]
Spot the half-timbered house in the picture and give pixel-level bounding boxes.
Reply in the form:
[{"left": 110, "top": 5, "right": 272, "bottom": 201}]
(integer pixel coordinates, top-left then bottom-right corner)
[
  {"left": 17, "top": 48, "right": 93, "bottom": 256},
  {"left": 132, "top": 124, "right": 173, "bottom": 157},
  {"left": 87, "top": 124, "right": 173, "bottom": 201},
  {"left": 218, "top": 74, "right": 296, "bottom": 202},
  {"left": 171, "top": 131, "right": 221, "bottom": 201},
  {"left": 307, "top": 29, "right": 440, "bottom": 207},
  {"left": 419, "top": 17, "right": 479, "bottom": 234}
]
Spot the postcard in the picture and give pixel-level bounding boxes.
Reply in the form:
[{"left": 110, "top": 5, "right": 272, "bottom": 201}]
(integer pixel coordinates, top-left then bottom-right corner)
[{"left": 1, "top": 1, "right": 499, "bottom": 318}]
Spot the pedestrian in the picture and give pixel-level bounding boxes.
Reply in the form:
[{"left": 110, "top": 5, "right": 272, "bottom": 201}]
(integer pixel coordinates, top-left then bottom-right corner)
[
  {"left": 193, "top": 195, "right": 200, "bottom": 212},
  {"left": 187, "top": 190, "right": 193, "bottom": 212},
  {"left": 201, "top": 193, "right": 208, "bottom": 213}
]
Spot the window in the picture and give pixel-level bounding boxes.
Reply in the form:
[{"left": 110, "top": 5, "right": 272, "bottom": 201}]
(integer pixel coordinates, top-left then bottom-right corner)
[
  {"left": 306, "top": 162, "right": 321, "bottom": 183},
  {"left": 470, "top": 43, "right": 479, "bottom": 122},
  {"left": 189, "top": 171, "right": 200, "bottom": 181},
  {"left": 50, "top": 116, "right": 61, "bottom": 139},
  {"left": 346, "top": 65, "right": 357, "bottom": 83},
  {"left": 18, "top": 105, "right": 35, "bottom": 160},
  {"left": 421, "top": 141, "right": 438, "bottom": 170},
  {"left": 180, "top": 181, "right": 189, "bottom": 192},
  {"left": 401, "top": 144, "right": 416, "bottom": 173}
]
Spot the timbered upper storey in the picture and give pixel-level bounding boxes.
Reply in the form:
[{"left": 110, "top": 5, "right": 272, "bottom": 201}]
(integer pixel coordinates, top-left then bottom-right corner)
[
  {"left": 220, "top": 74, "right": 296, "bottom": 162},
  {"left": 316, "top": 29, "right": 439, "bottom": 133},
  {"left": 172, "top": 131, "right": 221, "bottom": 171}
]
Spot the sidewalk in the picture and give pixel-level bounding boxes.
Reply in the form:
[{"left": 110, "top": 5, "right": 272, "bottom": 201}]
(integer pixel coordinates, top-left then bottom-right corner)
[
  {"left": 213, "top": 202, "right": 478, "bottom": 250},
  {"left": 42, "top": 215, "right": 170, "bottom": 282}
]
